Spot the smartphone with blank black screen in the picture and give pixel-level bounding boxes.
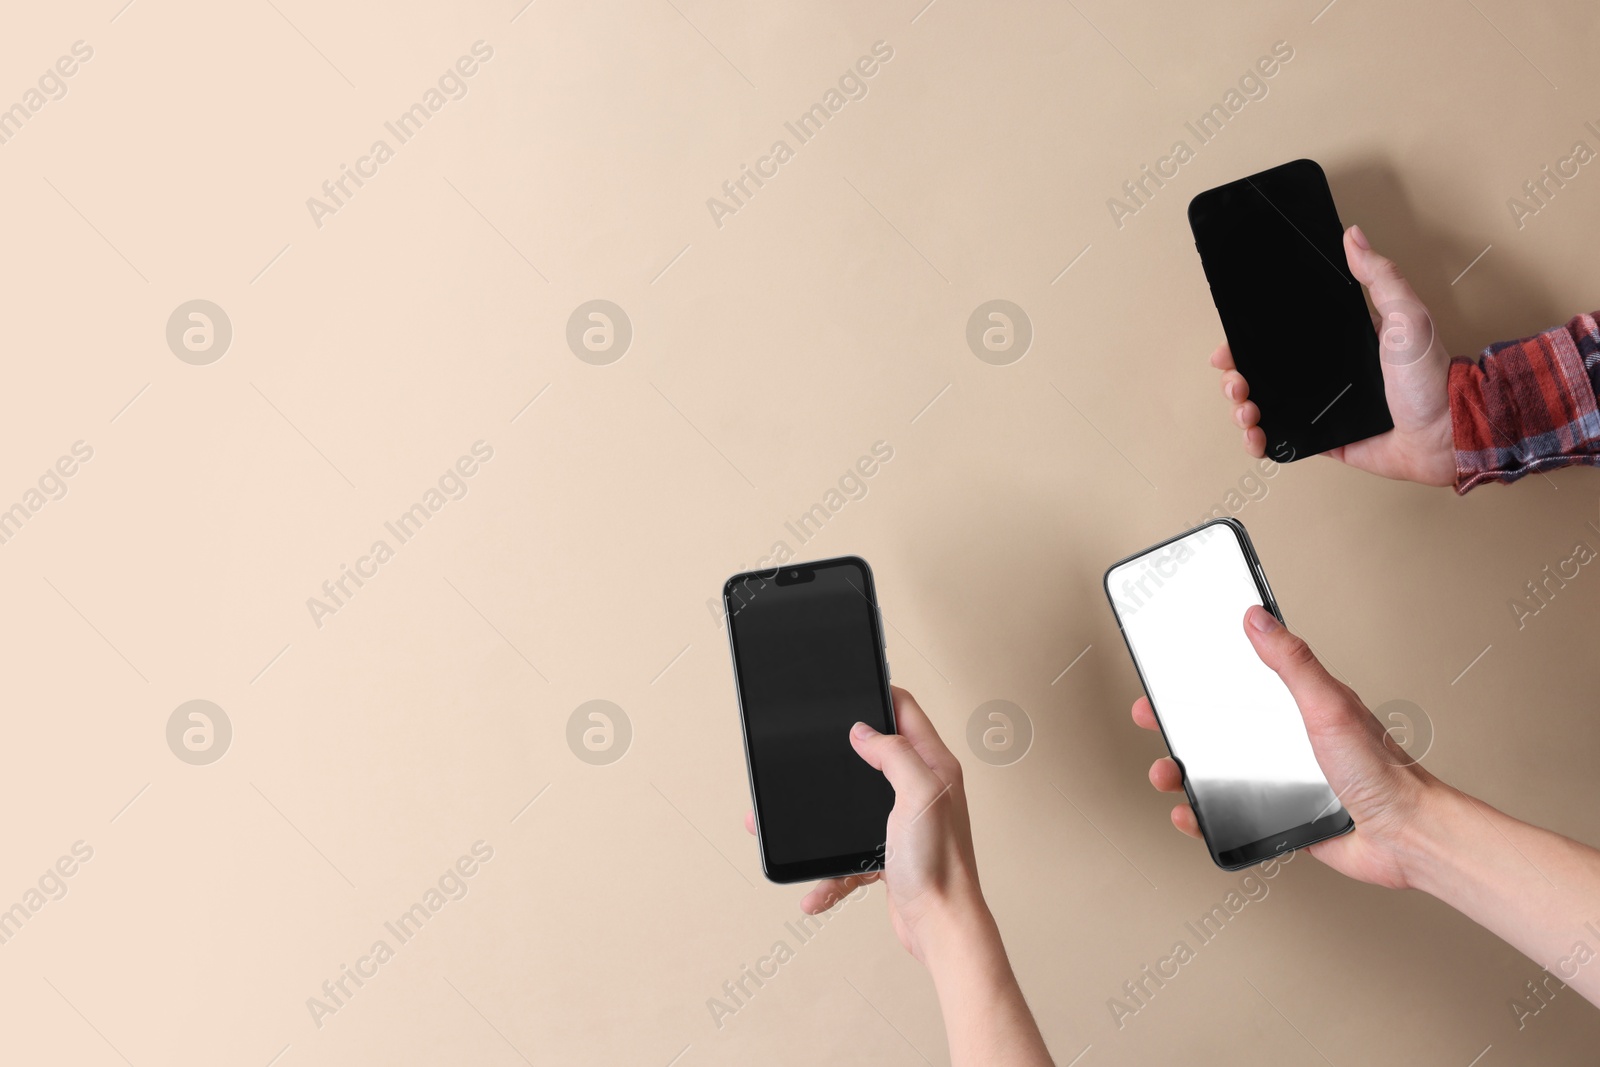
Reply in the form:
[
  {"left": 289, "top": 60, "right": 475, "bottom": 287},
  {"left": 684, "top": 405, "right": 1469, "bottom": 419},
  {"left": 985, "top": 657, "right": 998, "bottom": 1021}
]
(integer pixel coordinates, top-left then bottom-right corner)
[
  {"left": 1104, "top": 518, "right": 1353, "bottom": 869},
  {"left": 1189, "top": 159, "right": 1392, "bottom": 460},
  {"left": 723, "top": 556, "right": 896, "bottom": 883}
]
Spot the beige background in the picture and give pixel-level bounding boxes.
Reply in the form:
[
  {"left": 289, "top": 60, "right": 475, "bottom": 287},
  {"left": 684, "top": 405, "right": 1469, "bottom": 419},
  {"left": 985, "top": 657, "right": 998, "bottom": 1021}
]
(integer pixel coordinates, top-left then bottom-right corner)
[{"left": 2, "top": 0, "right": 1598, "bottom": 1064}]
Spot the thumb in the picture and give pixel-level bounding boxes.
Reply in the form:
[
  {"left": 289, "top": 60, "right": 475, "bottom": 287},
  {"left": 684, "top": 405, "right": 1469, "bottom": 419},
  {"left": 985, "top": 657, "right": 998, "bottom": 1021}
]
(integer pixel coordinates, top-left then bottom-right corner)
[
  {"left": 1345, "top": 225, "right": 1444, "bottom": 376},
  {"left": 1241, "top": 606, "right": 1422, "bottom": 837},
  {"left": 850, "top": 722, "right": 943, "bottom": 801},
  {"left": 1242, "top": 606, "right": 1350, "bottom": 721},
  {"left": 1345, "top": 225, "right": 1423, "bottom": 310}
]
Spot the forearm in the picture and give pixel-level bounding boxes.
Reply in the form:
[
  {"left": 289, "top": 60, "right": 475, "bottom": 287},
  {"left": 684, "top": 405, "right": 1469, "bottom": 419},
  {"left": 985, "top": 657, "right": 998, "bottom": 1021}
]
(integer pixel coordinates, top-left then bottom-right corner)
[
  {"left": 921, "top": 894, "right": 1054, "bottom": 1067},
  {"left": 1406, "top": 784, "right": 1600, "bottom": 1005}
]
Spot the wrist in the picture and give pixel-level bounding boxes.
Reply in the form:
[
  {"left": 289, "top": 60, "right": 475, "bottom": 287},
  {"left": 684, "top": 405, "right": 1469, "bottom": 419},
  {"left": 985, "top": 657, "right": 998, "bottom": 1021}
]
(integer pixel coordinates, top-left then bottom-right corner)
[
  {"left": 1431, "top": 408, "right": 1458, "bottom": 488},
  {"left": 1394, "top": 779, "right": 1476, "bottom": 895},
  {"left": 1413, "top": 409, "right": 1458, "bottom": 488},
  {"left": 915, "top": 878, "right": 1003, "bottom": 971}
]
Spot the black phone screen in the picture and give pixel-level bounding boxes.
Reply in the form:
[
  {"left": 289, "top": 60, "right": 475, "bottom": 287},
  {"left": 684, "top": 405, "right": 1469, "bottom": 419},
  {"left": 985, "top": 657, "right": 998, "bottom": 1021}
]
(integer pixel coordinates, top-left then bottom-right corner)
[
  {"left": 1104, "top": 520, "right": 1352, "bottom": 869},
  {"left": 724, "top": 556, "right": 895, "bottom": 883},
  {"left": 1188, "top": 158, "right": 1392, "bottom": 460}
]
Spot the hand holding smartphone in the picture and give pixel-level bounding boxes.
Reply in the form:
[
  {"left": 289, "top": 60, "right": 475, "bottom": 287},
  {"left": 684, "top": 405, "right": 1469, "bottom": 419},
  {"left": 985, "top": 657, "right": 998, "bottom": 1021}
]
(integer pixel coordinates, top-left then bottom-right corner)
[
  {"left": 723, "top": 556, "right": 896, "bottom": 883},
  {"left": 1105, "top": 519, "right": 1352, "bottom": 868}
]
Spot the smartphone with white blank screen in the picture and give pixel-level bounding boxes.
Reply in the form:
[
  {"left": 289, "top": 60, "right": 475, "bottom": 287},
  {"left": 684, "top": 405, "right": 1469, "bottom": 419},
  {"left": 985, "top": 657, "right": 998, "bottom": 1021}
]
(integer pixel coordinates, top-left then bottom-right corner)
[{"left": 1104, "top": 518, "right": 1352, "bottom": 869}]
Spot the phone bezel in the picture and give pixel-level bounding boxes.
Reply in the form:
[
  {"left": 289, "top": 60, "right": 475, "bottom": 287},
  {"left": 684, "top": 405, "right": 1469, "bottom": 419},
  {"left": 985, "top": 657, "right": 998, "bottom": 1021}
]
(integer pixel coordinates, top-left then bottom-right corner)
[
  {"left": 722, "top": 554, "right": 898, "bottom": 884},
  {"left": 1102, "top": 517, "right": 1354, "bottom": 870}
]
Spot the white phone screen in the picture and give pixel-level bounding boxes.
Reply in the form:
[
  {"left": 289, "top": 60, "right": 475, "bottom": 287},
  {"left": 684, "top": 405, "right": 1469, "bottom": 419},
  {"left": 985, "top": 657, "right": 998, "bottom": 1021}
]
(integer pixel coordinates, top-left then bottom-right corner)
[{"left": 1107, "top": 523, "right": 1342, "bottom": 856}]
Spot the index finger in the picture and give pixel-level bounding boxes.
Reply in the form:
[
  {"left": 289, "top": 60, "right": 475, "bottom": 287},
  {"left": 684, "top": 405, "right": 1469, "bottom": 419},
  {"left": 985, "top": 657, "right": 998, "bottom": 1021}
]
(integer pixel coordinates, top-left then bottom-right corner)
[{"left": 1209, "top": 341, "right": 1235, "bottom": 371}]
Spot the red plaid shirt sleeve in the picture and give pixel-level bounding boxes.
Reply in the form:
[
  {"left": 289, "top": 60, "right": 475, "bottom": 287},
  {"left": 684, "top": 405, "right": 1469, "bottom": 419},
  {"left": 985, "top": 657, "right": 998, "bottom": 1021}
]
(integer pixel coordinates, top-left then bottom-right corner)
[{"left": 1448, "top": 311, "right": 1600, "bottom": 493}]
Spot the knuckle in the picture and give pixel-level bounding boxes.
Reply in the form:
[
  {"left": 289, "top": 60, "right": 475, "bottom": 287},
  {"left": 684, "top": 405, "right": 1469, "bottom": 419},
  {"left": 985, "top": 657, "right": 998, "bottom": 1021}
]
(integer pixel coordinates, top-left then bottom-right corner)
[
  {"left": 943, "top": 757, "right": 965, "bottom": 787},
  {"left": 1281, "top": 634, "right": 1318, "bottom": 668},
  {"left": 881, "top": 735, "right": 914, "bottom": 758}
]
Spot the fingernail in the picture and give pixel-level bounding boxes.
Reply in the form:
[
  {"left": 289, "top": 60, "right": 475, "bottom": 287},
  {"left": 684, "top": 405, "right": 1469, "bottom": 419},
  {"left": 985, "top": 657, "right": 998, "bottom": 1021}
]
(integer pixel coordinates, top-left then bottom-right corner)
[
  {"left": 851, "top": 721, "right": 876, "bottom": 739},
  {"left": 1248, "top": 605, "right": 1281, "bottom": 633},
  {"left": 1226, "top": 382, "right": 1239, "bottom": 400},
  {"left": 1349, "top": 224, "right": 1371, "bottom": 250}
]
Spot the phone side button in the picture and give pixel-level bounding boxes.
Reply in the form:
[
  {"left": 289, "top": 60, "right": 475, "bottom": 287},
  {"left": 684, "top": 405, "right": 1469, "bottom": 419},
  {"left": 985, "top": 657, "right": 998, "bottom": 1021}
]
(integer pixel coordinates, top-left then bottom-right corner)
[{"left": 885, "top": 661, "right": 892, "bottom": 683}]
